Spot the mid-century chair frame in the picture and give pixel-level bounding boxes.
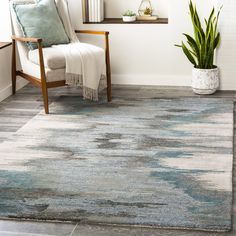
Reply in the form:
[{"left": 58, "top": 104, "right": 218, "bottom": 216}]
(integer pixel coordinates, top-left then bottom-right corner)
[{"left": 11, "top": 30, "right": 112, "bottom": 114}]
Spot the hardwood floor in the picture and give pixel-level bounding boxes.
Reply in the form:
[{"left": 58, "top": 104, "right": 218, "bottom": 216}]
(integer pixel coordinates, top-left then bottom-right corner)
[{"left": 0, "top": 84, "right": 235, "bottom": 236}]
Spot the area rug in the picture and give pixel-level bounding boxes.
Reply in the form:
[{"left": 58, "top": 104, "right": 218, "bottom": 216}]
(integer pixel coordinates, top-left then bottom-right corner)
[{"left": 0, "top": 96, "right": 233, "bottom": 232}]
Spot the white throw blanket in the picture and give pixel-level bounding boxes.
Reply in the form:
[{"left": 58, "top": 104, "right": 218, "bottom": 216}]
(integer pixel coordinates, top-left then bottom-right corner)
[{"left": 54, "top": 0, "right": 106, "bottom": 101}]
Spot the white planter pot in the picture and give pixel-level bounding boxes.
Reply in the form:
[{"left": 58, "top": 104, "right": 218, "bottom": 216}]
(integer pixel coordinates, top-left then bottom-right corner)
[
  {"left": 122, "top": 16, "right": 136, "bottom": 22},
  {"left": 192, "top": 67, "right": 220, "bottom": 95}
]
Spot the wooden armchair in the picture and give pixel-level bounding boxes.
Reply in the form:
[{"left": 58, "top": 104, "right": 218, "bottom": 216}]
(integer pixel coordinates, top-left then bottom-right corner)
[{"left": 10, "top": 2, "right": 111, "bottom": 114}]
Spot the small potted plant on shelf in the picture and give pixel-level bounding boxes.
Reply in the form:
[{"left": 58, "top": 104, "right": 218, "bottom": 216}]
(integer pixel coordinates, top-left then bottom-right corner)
[
  {"left": 143, "top": 7, "right": 153, "bottom": 16},
  {"left": 122, "top": 10, "right": 136, "bottom": 22},
  {"left": 175, "top": 0, "right": 222, "bottom": 95}
]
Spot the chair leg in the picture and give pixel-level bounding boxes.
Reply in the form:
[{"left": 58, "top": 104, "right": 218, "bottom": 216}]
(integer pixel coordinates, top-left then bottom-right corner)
[
  {"left": 12, "top": 39, "right": 16, "bottom": 95},
  {"left": 38, "top": 41, "right": 49, "bottom": 114},
  {"left": 41, "top": 84, "right": 49, "bottom": 114},
  {"left": 12, "top": 72, "right": 16, "bottom": 95},
  {"left": 105, "top": 33, "right": 112, "bottom": 102},
  {"left": 106, "top": 73, "right": 112, "bottom": 102}
]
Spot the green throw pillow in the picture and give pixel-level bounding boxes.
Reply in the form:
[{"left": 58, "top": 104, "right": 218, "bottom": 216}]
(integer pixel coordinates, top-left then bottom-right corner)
[{"left": 13, "top": 0, "right": 70, "bottom": 50}]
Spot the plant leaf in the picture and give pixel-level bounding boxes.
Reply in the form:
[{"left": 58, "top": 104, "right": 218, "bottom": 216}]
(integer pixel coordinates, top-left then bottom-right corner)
[
  {"left": 214, "top": 32, "right": 220, "bottom": 49},
  {"left": 183, "top": 33, "right": 200, "bottom": 64},
  {"left": 182, "top": 42, "right": 197, "bottom": 66}
]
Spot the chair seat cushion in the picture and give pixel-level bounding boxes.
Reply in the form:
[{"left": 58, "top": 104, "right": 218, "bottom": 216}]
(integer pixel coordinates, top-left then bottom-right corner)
[{"left": 28, "top": 47, "right": 65, "bottom": 69}]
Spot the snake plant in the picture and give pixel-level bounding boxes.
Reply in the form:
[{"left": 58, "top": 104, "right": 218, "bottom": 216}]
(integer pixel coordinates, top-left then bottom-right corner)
[{"left": 176, "top": 1, "right": 221, "bottom": 69}]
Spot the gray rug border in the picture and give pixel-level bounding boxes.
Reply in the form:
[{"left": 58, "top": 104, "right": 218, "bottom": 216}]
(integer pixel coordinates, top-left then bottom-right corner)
[{"left": 0, "top": 216, "right": 232, "bottom": 233}]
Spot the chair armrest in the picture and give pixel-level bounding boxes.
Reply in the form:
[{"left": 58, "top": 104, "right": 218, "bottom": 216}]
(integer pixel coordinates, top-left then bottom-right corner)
[
  {"left": 11, "top": 35, "right": 46, "bottom": 84},
  {"left": 75, "top": 30, "right": 109, "bottom": 36},
  {"left": 12, "top": 35, "right": 42, "bottom": 43}
]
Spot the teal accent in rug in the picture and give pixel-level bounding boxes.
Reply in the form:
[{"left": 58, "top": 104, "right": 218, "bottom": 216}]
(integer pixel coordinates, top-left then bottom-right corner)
[{"left": 0, "top": 97, "right": 233, "bottom": 232}]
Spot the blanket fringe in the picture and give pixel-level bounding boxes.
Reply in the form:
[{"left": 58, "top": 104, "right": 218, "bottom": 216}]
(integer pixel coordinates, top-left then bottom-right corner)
[
  {"left": 65, "top": 73, "right": 106, "bottom": 101},
  {"left": 65, "top": 73, "right": 83, "bottom": 87},
  {"left": 83, "top": 87, "right": 98, "bottom": 101}
]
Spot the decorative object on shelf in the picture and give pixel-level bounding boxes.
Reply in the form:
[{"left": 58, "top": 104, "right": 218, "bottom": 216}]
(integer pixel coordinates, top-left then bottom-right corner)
[
  {"left": 138, "top": 0, "right": 153, "bottom": 16},
  {"left": 143, "top": 6, "right": 152, "bottom": 16},
  {"left": 82, "top": 0, "right": 104, "bottom": 23},
  {"left": 175, "top": 0, "right": 222, "bottom": 95},
  {"left": 136, "top": 15, "right": 158, "bottom": 21},
  {"left": 122, "top": 10, "right": 136, "bottom": 22},
  {"left": 137, "top": 0, "right": 158, "bottom": 21}
]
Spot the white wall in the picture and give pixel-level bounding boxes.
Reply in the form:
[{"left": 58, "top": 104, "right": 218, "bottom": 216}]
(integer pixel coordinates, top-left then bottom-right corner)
[
  {"left": 0, "top": 0, "right": 27, "bottom": 102},
  {"left": 217, "top": 0, "right": 236, "bottom": 90},
  {"left": 104, "top": 0, "right": 168, "bottom": 18},
  {"left": 70, "top": 0, "right": 231, "bottom": 88},
  {"left": 0, "top": 0, "right": 12, "bottom": 101},
  {"left": 0, "top": 47, "right": 12, "bottom": 102}
]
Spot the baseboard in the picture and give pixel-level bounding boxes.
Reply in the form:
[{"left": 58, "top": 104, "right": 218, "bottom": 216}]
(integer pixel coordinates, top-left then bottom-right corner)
[
  {"left": 112, "top": 74, "right": 236, "bottom": 91},
  {"left": 112, "top": 74, "right": 191, "bottom": 87},
  {"left": 219, "top": 81, "right": 236, "bottom": 91},
  {"left": 0, "top": 78, "right": 28, "bottom": 102}
]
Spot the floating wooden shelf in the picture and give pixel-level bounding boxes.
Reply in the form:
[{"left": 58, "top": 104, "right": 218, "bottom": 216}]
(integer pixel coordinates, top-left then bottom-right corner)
[
  {"left": 84, "top": 18, "right": 168, "bottom": 24},
  {"left": 0, "top": 42, "right": 12, "bottom": 50}
]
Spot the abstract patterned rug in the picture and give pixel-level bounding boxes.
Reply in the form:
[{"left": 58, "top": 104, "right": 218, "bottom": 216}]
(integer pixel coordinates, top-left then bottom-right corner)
[{"left": 0, "top": 96, "right": 233, "bottom": 232}]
